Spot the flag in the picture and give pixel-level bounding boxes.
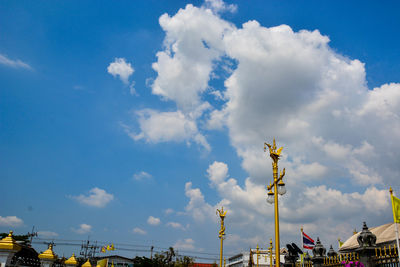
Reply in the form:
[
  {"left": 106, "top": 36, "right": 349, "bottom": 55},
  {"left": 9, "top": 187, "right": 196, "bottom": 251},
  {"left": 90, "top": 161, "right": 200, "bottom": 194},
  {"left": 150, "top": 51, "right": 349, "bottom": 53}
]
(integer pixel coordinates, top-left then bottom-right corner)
[
  {"left": 101, "top": 247, "right": 106, "bottom": 253},
  {"left": 110, "top": 243, "right": 115, "bottom": 250},
  {"left": 302, "top": 232, "right": 315, "bottom": 250},
  {"left": 96, "top": 259, "right": 108, "bottom": 267},
  {"left": 106, "top": 245, "right": 111, "bottom": 251},
  {"left": 338, "top": 239, "right": 344, "bottom": 248},
  {"left": 391, "top": 195, "right": 400, "bottom": 223}
]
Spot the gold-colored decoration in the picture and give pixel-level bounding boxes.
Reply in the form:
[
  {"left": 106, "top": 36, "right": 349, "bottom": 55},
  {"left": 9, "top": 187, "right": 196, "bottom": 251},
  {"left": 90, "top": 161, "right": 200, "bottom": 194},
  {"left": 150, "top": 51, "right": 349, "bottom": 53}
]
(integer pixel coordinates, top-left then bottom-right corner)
[
  {"left": 82, "top": 259, "right": 92, "bottom": 267},
  {"left": 0, "top": 231, "right": 21, "bottom": 251},
  {"left": 65, "top": 253, "right": 78, "bottom": 265},
  {"left": 264, "top": 139, "right": 286, "bottom": 267},
  {"left": 256, "top": 245, "right": 260, "bottom": 267},
  {"left": 39, "top": 244, "right": 57, "bottom": 260},
  {"left": 268, "top": 239, "right": 273, "bottom": 267},
  {"left": 217, "top": 207, "right": 227, "bottom": 267}
]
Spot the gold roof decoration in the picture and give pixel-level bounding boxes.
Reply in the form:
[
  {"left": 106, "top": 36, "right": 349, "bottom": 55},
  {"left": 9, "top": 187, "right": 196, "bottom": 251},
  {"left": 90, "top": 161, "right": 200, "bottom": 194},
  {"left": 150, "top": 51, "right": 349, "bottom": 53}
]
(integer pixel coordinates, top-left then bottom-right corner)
[
  {"left": 38, "top": 244, "right": 57, "bottom": 260},
  {"left": 0, "top": 231, "right": 22, "bottom": 251},
  {"left": 82, "top": 259, "right": 92, "bottom": 267},
  {"left": 65, "top": 253, "right": 78, "bottom": 265}
]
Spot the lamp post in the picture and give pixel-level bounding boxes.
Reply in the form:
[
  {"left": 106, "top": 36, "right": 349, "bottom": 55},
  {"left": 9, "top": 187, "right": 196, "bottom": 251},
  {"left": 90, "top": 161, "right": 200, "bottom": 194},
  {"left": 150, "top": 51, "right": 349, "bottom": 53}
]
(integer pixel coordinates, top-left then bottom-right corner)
[
  {"left": 217, "top": 207, "right": 227, "bottom": 267},
  {"left": 264, "top": 139, "right": 286, "bottom": 267}
]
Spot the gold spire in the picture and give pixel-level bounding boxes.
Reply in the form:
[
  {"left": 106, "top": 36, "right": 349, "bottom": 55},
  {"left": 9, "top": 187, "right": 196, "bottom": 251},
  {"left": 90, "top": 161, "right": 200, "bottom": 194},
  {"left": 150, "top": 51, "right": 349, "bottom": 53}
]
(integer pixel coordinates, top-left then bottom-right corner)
[
  {"left": 39, "top": 244, "right": 57, "bottom": 260},
  {"left": 65, "top": 253, "right": 78, "bottom": 265},
  {"left": 0, "top": 231, "right": 22, "bottom": 251},
  {"left": 82, "top": 259, "right": 92, "bottom": 267}
]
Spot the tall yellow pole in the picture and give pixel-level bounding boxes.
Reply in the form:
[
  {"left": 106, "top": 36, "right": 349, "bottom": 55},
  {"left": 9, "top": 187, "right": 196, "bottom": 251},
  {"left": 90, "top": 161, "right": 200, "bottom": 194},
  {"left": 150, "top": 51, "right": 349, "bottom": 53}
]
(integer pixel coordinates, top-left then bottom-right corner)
[
  {"left": 273, "top": 159, "right": 280, "bottom": 267},
  {"left": 220, "top": 237, "right": 223, "bottom": 267},
  {"left": 265, "top": 139, "right": 285, "bottom": 267},
  {"left": 217, "top": 207, "right": 227, "bottom": 267}
]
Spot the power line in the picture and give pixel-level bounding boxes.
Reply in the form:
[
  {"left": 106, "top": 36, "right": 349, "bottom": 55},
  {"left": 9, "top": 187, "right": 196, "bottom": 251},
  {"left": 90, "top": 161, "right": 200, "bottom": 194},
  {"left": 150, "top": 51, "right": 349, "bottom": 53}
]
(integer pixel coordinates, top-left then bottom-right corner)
[{"left": 32, "top": 238, "right": 232, "bottom": 259}]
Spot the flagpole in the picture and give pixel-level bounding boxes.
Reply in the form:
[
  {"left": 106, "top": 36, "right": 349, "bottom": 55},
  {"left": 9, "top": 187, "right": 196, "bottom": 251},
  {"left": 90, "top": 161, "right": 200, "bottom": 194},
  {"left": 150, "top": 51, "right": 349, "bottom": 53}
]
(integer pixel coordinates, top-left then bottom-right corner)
[
  {"left": 390, "top": 187, "right": 400, "bottom": 263},
  {"left": 301, "top": 226, "right": 304, "bottom": 267}
]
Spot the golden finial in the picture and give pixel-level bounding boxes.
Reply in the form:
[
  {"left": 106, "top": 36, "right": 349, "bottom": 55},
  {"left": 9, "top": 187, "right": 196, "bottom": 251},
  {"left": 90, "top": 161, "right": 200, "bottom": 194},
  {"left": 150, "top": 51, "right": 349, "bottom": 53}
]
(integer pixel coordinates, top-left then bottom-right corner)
[
  {"left": 390, "top": 187, "right": 393, "bottom": 196},
  {"left": 353, "top": 229, "right": 357, "bottom": 235},
  {"left": 264, "top": 138, "right": 283, "bottom": 162},
  {"left": 216, "top": 206, "right": 227, "bottom": 219}
]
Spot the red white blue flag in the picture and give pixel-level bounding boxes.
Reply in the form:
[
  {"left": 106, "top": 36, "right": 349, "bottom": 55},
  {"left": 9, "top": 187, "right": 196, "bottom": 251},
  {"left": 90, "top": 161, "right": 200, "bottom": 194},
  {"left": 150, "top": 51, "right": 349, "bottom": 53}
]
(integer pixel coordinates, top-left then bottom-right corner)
[{"left": 302, "top": 231, "right": 315, "bottom": 250}]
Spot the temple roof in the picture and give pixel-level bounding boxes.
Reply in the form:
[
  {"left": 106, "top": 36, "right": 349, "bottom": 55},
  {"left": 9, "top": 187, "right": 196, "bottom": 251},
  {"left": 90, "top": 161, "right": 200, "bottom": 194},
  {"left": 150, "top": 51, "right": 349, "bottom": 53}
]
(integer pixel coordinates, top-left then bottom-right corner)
[
  {"left": 339, "top": 223, "right": 399, "bottom": 252},
  {"left": 38, "top": 244, "right": 57, "bottom": 260},
  {"left": 0, "top": 231, "right": 22, "bottom": 251}
]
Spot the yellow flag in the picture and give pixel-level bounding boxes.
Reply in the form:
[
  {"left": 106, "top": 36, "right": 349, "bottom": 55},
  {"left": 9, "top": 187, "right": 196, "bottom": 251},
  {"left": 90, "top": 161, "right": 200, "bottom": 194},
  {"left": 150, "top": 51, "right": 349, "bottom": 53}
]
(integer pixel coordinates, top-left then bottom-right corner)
[
  {"left": 96, "top": 259, "right": 108, "bottom": 267},
  {"left": 338, "top": 240, "right": 344, "bottom": 248},
  {"left": 392, "top": 195, "right": 400, "bottom": 223},
  {"left": 106, "top": 245, "right": 111, "bottom": 251},
  {"left": 101, "top": 247, "right": 106, "bottom": 253},
  {"left": 110, "top": 243, "right": 115, "bottom": 250}
]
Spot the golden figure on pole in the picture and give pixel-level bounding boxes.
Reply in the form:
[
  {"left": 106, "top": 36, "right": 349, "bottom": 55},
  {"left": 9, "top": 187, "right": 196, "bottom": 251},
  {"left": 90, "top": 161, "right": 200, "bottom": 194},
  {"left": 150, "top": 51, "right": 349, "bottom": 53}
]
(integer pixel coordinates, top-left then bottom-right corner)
[
  {"left": 217, "top": 207, "right": 227, "bottom": 267},
  {"left": 268, "top": 238, "right": 273, "bottom": 267},
  {"left": 264, "top": 139, "right": 287, "bottom": 267}
]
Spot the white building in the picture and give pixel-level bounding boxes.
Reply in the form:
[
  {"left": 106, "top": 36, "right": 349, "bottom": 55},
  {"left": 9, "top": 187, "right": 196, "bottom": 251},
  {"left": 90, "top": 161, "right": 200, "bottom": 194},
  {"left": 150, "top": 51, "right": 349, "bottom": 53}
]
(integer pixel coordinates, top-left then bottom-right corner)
[{"left": 227, "top": 248, "right": 287, "bottom": 267}]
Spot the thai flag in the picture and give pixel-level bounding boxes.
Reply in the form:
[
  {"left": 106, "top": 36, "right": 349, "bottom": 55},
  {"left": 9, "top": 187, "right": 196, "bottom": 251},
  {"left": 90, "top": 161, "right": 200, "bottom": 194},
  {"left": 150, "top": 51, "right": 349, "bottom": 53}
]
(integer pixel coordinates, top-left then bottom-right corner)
[{"left": 302, "top": 231, "right": 315, "bottom": 250}]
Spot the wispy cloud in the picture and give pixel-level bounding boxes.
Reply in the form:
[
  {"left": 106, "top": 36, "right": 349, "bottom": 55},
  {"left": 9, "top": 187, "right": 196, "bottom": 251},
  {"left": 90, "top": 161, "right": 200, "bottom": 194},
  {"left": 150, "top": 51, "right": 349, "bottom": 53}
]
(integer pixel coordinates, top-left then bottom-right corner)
[
  {"left": 173, "top": 238, "right": 195, "bottom": 250},
  {"left": 166, "top": 222, "right": 187, "bottom": 230},
  {"left": 133, "top": 171, "right": 152, "bottom": 181},
  {"left": 147, "top": 216, "right": 161, "bottom": 226},
  {"left": 70, "top": 187, "right": 114, "bottom": 208},
  {"left": 0, "top": 54, "right": 32, "bottom": 70},
  {"left": 164, "top": 208, "right": 174, "bottom": 215},
  {"left": 132, "top": 227, "right": 147, "bottom": 235},
  {"left": 72, "top": 224, "right": 92, "bottom": 234},
  {"left": 0, "top": 216, "right": 23, "bottom": 227},
  {"left": 38, "top": 231, "right": 59, "bottom": 238}
]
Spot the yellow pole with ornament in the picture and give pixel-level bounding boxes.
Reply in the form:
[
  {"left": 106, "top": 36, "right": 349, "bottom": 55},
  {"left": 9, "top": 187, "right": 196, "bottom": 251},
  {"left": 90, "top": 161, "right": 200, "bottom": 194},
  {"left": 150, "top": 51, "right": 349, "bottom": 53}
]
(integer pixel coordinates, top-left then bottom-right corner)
[
  {"left": 265, "top": 139, "right": 287, "bottom": 267},
  {"left": 217, "top": 207, "right": 227, "bottom": 267}
]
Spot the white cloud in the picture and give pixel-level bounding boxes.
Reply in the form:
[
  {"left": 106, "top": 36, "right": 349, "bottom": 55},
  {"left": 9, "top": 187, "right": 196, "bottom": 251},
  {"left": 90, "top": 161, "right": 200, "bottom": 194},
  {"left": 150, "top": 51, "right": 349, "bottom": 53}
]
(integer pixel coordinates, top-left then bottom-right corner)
[
  {"left": 107, "top": 58, "right": 134, "bottom": 85},
  {"left": 203, "top": 0, "right": 237, "bottom": 14},
  {"left": 132, "top": 227, "right": 147, "bottom": 235},
  {"left": 152, "top": 4, "right": 233, "bottom": 112},
  {"left": 166, "top": 222, "right": 186, "bottom": 230},
  {"left": 72, "top": 224, "right": 92, "bottom": 234},
  {"left": 0, "top": 216, "right": 23, "bottom": 227},
  {"left": 38, "top": 231, "right": 59, "bottom": 238},
  {"left": 128, "top": 109, "right": 211, "bottom": 151},
  {"left": 184, "top": 182, "right": 215, "bottom": 222},
  {"left": 164, "top": 208, "right": 174, "bottom": 215},
  {"left": 147, "top": 216, "right": 161, "bottom": 226},
  {"left": 0, "top": 54, "right": 32, "bottom": 70},
  {"left": 173, "top": 238, "right": 195, "bottom": 250},
  {"left": 132, "top": 0, "right": 400, "bottom": 252},
  {"left": 71, "top": 187, "right": 114, "bottom": 208},
  {"left": 133, "top": 171, "right": 152, "bottom": 181}
]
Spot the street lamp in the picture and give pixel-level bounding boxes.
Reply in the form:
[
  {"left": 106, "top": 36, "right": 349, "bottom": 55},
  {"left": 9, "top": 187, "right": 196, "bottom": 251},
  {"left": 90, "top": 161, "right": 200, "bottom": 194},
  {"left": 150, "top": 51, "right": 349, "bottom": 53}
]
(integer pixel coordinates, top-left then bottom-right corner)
[{"left": 264, "top": 138, "right": 286, "bottom": 267}]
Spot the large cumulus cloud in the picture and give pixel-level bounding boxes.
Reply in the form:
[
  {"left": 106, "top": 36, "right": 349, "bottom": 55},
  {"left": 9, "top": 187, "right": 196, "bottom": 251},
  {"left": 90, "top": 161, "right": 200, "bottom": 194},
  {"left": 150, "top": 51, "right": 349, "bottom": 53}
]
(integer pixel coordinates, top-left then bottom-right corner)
[{"left": 128, "top": 1, "right": 399, "bottom": 252}]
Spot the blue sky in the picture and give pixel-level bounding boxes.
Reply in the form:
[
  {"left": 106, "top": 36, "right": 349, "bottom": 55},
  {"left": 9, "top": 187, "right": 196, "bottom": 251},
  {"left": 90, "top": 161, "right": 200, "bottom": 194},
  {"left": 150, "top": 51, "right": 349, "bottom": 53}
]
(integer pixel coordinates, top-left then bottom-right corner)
[{"left": 1, "top": 0, "right": 400, "bottom": 262}]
